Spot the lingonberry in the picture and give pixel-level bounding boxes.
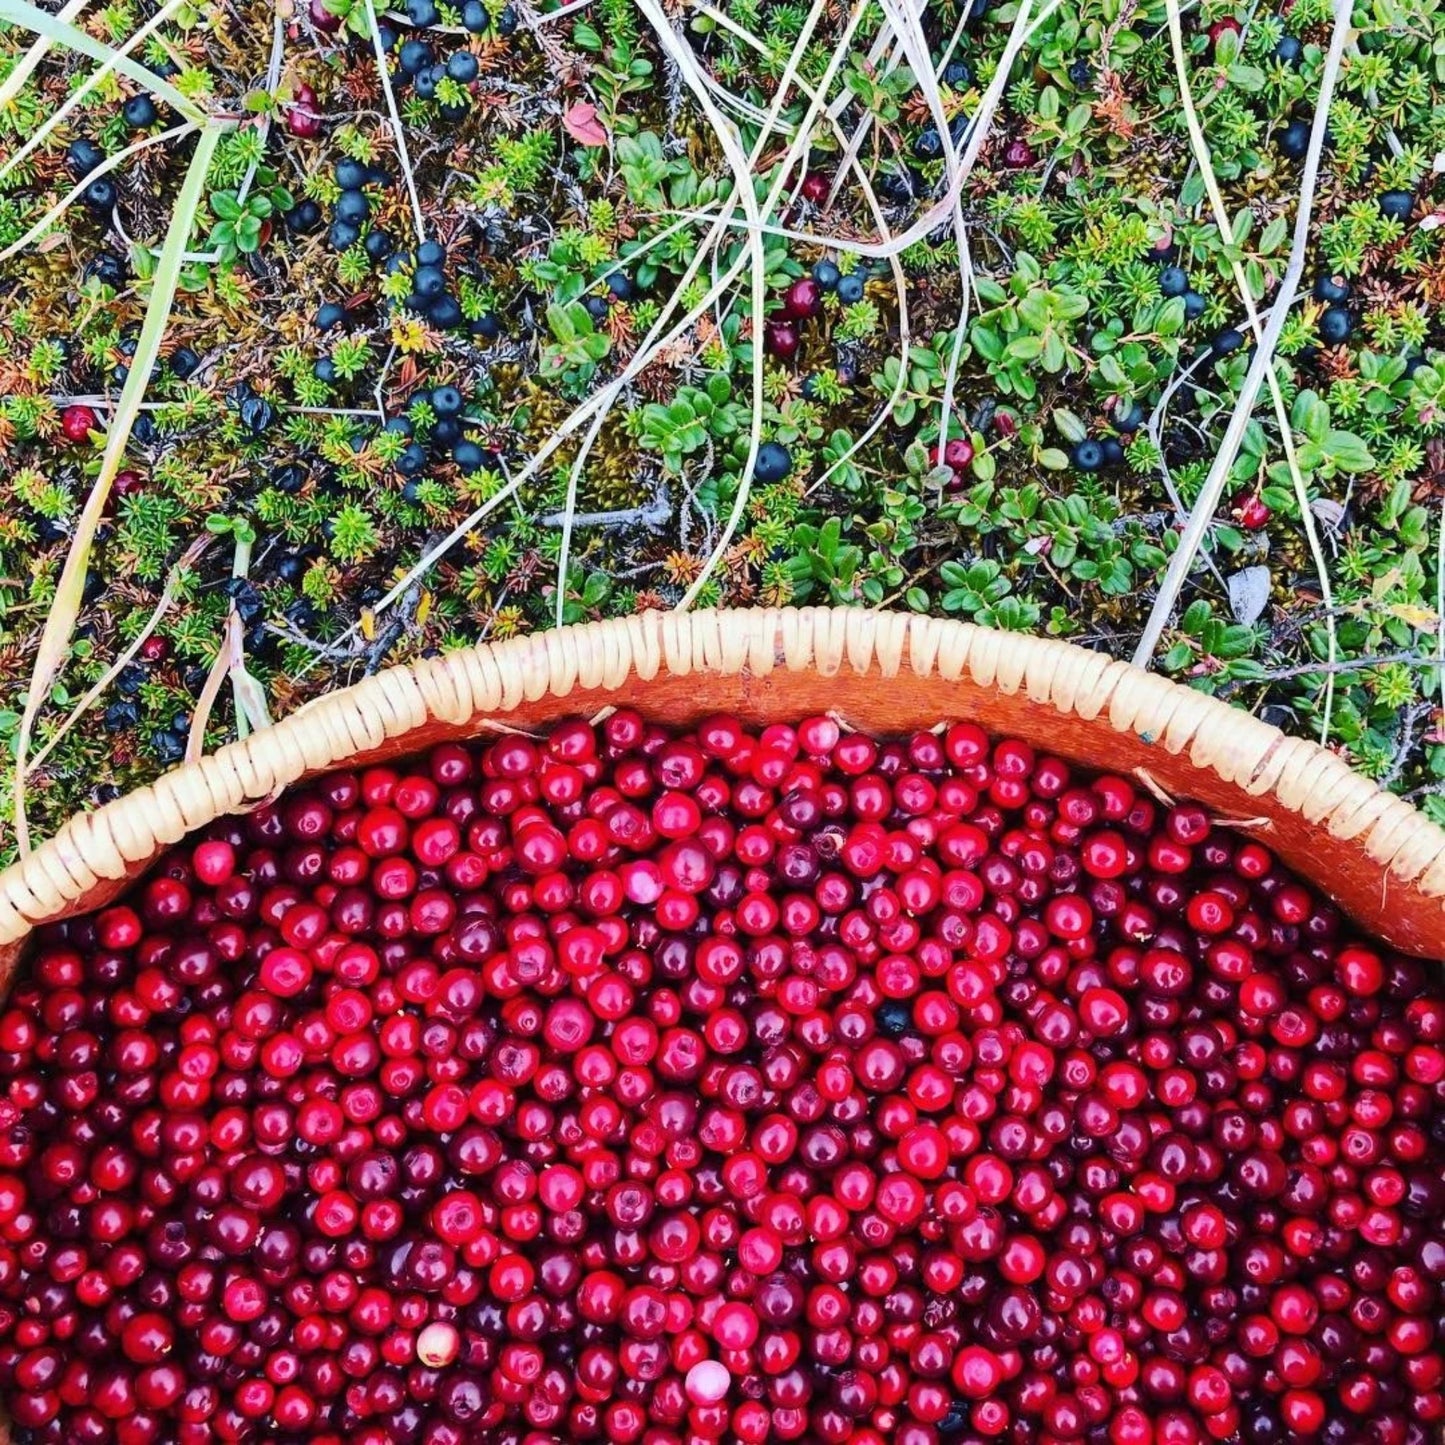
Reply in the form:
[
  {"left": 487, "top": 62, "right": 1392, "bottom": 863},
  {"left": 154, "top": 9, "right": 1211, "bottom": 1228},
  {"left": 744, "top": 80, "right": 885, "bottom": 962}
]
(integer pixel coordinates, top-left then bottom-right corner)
[{"left": 0, "top": 716, "right": 1436, "bottom": 1443}]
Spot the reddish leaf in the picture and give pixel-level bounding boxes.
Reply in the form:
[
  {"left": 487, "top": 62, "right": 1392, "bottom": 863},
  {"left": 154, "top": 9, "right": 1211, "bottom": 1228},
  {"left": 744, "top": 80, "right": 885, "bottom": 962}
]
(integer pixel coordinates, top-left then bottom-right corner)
[{"left": 563, "top": 102, "right": 607, "bottom": 147}]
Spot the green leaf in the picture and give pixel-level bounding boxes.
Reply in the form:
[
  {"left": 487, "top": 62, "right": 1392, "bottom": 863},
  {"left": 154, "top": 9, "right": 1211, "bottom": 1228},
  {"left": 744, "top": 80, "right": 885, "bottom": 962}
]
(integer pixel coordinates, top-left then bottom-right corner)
[
  {"left": 547, "top": 303, "right": 576, "bottom": 342},
  {"left": 211, "top": 190, "right": 243, "bottom": 221},
  {"left": 1324, "top": 430, "right": 1374, "bottom": 473}
]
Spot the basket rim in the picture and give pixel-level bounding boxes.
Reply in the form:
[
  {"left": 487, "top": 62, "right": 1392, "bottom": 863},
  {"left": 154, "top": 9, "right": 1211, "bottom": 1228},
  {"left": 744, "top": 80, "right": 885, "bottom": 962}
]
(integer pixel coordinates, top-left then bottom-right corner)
[{"left": 2, "top": 605, "right": 1443, "bottom": 951}]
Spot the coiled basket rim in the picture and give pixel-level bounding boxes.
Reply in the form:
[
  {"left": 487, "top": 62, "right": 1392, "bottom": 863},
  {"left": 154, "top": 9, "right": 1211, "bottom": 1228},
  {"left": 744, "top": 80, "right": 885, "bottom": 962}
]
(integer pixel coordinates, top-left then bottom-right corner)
[{"left": 0, "top": 606, "right": 1441, "bottom": 960}]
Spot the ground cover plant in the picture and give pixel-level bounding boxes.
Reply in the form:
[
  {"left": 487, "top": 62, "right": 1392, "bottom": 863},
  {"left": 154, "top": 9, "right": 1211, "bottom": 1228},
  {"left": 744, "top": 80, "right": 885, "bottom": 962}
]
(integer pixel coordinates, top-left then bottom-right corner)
[{"left": 1, "top": 0, "right": 1445, "bottom": 853}]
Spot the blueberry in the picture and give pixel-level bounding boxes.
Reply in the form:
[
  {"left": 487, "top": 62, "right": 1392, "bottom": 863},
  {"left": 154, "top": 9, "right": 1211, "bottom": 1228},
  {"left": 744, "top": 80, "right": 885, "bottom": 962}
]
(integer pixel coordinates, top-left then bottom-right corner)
[
  {"left": 417, "top": 240, "right": 446, "bottom": 266},
  {"left": 276, "top": 553, "right": 307, "bottom": 585},
  {"left": 875, "top": 171, "right": 916, "bottom": 205},
  {"left": 104, "top": 700, "right": 140, "bottom": 731},
  {"left": 811, "top": 259, "right": 841, "bottom": 291},
  {"left": 585, "top": 295, "right": 610, "bottom": 322},
  {"left": 272, "top": 463, "right": 308, "bottom": 493},
  {"left": 943, "top": 60, "right": 972, "bottom": 87},
  {"left": 314, "top": 357, "right": 338, "bottom": 385},
  {"left": 397, "top": 442, "right": 428, "bottom": 476},
  {"left": 67, "top": 137, "right": 104, "bottom": 177},
  {"left": 463, "top": 0, "right": 488, "bottom": 31},
  {"left": 365, "top": 229, "right": 394, "bottom": 261},
  {"left": 414, "top": 65, "right": 441, "bottom": 100},
  {"left": 1100, "top": 437, "right": 1124, "bottom": 467},
  {"left": 1275, "top": 34, "right": 1302, "bottom": 66},
  {"left": 238, "top": 395, "right": 274, "bottom": 435},
  {"left": 439, "top": 101, "right": 468, "bottom": 123},
  {"left": 1068, "top": 59, "right": 1093, "bottom": 86},
  {"left": 117, "top": 664, "right": 146, "bottom": 696},
  {"left": 939, "top": 1401, "right": 969, "bottom": 1437},
  {"left": 378, "top": 21, "right": 398, "bottom": 50},
  {"left": 1143, "top": 237, "right": 1176, "bottom": 265},
  {"left": 472, "top": 313, "right": 501, "bottom": 340},
  {"left": 496, "top": 3, "right": 517, "bottom": 34},
  {"left": 1404, "top": 352, "right": 1428, "bottom": 378},
  {"left": 429, "top": 295, "right": 464, "bottom": 329},
  {"left": 454, "top": 440, "right": 485, "bottom": 473},
  {"left": 328, "top": 218, "right": 360, "bottom": 251},
  {"left": 1314, "top": 275, "right": 1350, "bottom": 304},
  {"left": 433, "top": 417, "right": 461, "bottom": 445},
  {"left": 287, "top": 599, "right": 319, "bottom": 632},
  {"left": 1114, "top": 400, "right": 1146, "bottom": 432},
  {"left": 335, "top": 189, "right": 370, "bottom": 226},
  {"left": 1379, "top": 190, "right": 1414, "bottom": 224},
  {"left": 226, "top": 578, "right": 263, "bottom": 622},
  {"left": 913, "top": 126, "right": 942, "bottom": 159},
  {"left": 87, "top": 253, "right": 127, "bottom": 287},
  {"left": 1072, "top": 439, "right": 1104, "bottom": 471},
  {"left": 151, "top": 731, "right": 186, "bottom": 765},
  {"left": 407, "top": 0, "right": 438, "bottom": 24},
  {"left": 399, "top": 39, "right": 432, "bottom": 75},
  {"left": 1276, "top": 120, "right": 1309, "bottom": 160},
  {"left": 432, "top": 385, "right": 464, "bottom": 416},
  {"left": 447, "top": 51, "right": 479, "bottom": 83},
  {"left": 384, "top": 416, "right": 414, "bottom": 439},
  {"left": 1183, "top": 290, "right": 1206, "bottom": 321},
  {"left": 1212, "top": 327, "right": 1245, "bottom": 355},
  {"left": 84, "top": 177, "right": 116, "bottom": 212},
  {"left": 607, "top": 272, "right": 633, "bottom": 301},
  {"left": 335, "top": 158, "right": 368, "bottom": 189},
  {"left": 1319, "top": 306, "right": 1353, "bottom": 345},
  {"left": 414, "top": 264, "right": 447, "bottom": 299},
  {"left": 754, "top": 442, "right": 792, "bottom": 482},
  {"left": 1158, "top": 266, "right": 1189, "bottom": 298},
  {"left": 286, "top": 199, "right": 322, "bottom": 233},
  {"left": 122, "top": 95, "right": 157, "bottom": 130},
  {"left": 836, "top": 273, "right": 865, "bottom": 303},
  {"left": 169, "top": 346, "right": 200, "bottom": 380},
  {"left": 876, "top": 1000, "right": 912, "bottom": 1037}
]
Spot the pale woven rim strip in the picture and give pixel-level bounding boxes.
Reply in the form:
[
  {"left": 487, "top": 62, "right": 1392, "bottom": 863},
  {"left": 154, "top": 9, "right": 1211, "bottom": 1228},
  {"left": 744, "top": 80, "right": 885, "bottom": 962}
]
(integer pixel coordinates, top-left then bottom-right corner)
[{"left": 1, "top": 607, "right": 1443, "bottom": 957}]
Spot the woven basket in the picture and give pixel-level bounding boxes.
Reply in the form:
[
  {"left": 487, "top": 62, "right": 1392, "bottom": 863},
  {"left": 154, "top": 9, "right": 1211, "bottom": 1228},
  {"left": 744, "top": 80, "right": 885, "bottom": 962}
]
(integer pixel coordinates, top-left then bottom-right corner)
[{"left": 1, "top": 606, "right": 1444, "bottom": 974}]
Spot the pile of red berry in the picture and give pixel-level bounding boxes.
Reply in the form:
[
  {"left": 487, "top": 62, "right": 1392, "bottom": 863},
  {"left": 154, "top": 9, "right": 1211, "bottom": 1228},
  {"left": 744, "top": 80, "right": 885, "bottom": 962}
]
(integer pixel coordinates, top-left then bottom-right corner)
[{"left": 0, "top": 712, "right": 1440, "bottom": 1445}]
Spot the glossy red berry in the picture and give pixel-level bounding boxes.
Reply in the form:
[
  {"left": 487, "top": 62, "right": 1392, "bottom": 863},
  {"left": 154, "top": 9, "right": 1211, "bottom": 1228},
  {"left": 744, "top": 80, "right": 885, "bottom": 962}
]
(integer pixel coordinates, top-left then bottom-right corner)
[{"left": 0, "top": 717, "right": 1434, "bottom": 1444}]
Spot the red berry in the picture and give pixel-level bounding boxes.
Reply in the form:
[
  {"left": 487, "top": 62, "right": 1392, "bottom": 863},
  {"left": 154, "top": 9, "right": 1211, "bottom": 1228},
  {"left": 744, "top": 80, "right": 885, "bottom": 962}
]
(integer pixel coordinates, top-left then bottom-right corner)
[
  {"left": 765, "top": 320, "right": 799, "bottom": 361},
  {"left": 783, "top": 278, "right": 822, "bottom": 320},
  {"left": 800, "top": 172, "right": 830, "bottom": 203},
  {"left": 61, "top": 405, "right": 97, "bottom": 443},
  {"left": 0, "top": 718, "right": 1434, "bottom": 1444},
  {"left": 1237, "top": 496, "right": 1271, "bottom": 529}
]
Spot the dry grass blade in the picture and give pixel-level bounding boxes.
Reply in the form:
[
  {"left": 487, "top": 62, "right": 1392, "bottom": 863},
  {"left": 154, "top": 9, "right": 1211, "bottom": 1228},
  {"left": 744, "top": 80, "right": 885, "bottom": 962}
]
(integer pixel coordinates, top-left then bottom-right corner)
[
  {"left": 0, "top": 0, "right": 195, "bottom": 186},
  {"left": 1161, "top": 0, "right": 1347, "bottom": 739},
  {"left": 363, "top": 0, "right": 426, "bottom": 244},
  {"left": 11, "top": 122, "right": 224, "bottom": 855},
  {"left": 0, "top": 0, "right": 204, "bottom": 129},
  {"left": 0, "top": 121, "right": 197, "bottom": 263},
  {"left": 1132, "top": 0, "right": 1350, "bottom": 671},
  {"left": 24, "top": 538, "right": 212, "bottom": 776},
  {"left": 0, "top": 0, "right": 88, "bottom": 106}
]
